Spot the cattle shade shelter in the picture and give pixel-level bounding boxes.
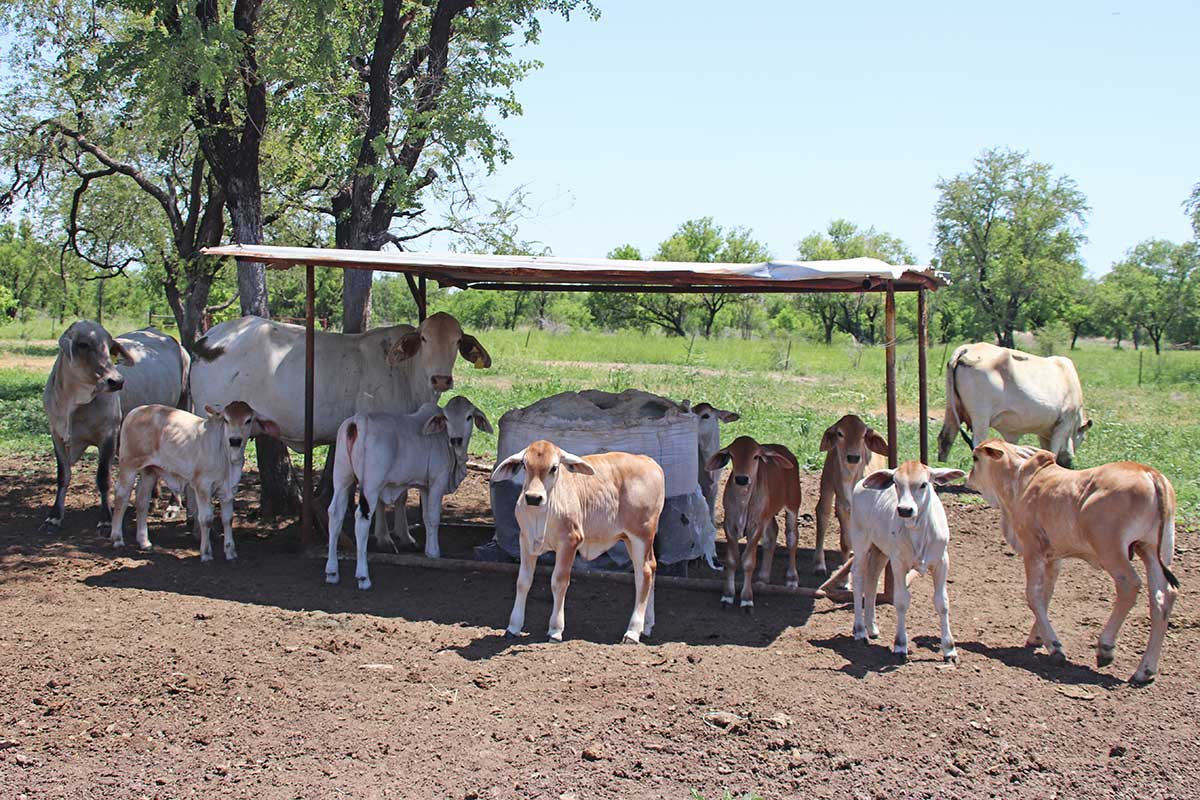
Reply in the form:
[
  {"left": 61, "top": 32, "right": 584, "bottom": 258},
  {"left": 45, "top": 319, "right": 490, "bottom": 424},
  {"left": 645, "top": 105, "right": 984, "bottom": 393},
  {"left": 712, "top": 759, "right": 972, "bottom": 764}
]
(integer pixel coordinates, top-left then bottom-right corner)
[{"left": 202, "top": 243, "right": 947, "bottom": 550}]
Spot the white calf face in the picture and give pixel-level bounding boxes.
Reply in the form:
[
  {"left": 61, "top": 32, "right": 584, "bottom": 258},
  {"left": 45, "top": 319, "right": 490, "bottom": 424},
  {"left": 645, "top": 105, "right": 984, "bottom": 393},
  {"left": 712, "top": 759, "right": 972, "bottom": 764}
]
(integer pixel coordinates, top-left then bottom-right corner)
[
  {"left": 689, "top": 402, "right": 740, "bottom": 460},
  {"left": 441, "top": 395, "right": 493, "bottom": 458},
  {"left": 59, "top": 320, "right": 130, "bottom": 397},
  {"left": 205, "top": 401, "right": 280, "bottom": 460},
  {"left": 863, "top": 461, "right": 964, "bottom": 525}
]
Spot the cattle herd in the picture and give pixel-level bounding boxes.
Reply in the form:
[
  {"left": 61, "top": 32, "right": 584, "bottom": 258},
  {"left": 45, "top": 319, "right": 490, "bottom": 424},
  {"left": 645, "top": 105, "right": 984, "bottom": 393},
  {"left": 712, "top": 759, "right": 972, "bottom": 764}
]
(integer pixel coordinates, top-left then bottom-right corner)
[{"left": 40, "top": 313, "right": 1180, "bottom": 685}]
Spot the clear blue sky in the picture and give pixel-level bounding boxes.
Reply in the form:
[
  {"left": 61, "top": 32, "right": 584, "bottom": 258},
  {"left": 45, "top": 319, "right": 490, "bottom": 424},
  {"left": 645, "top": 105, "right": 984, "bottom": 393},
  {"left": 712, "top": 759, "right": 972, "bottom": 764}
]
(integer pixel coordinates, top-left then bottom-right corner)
[{"left": 445, "top": 1, "right": 1199, "bottom": 275}]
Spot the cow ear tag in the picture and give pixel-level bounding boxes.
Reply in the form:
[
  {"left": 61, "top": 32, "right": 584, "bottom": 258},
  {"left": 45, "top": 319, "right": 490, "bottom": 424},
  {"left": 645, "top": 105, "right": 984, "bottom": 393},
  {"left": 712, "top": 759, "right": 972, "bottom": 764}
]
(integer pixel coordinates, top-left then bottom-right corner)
[{"left": 474, "top": 357, "right": 486, "bottom": 369}]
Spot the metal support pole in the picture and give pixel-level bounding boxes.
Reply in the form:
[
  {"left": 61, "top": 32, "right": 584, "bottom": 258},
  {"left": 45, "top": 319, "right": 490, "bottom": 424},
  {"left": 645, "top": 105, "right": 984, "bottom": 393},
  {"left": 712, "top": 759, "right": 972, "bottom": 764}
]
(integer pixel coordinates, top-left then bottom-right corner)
[
  {"left": 884, "top": 281, "right": 898, "bottom": 470},
  {"left": 918, "top": 287, "right": 929, "bottom": 465},
  {"left": 302, "top": 263, "right": 315, "bottom": 547}
]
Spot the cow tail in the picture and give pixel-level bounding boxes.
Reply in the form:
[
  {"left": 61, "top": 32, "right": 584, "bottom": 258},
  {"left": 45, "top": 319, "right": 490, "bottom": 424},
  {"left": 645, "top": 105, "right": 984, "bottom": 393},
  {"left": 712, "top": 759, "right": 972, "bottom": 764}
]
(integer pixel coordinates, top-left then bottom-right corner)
[
  {"left": 939, "top": 346, "right": 969, "bottom": 458},
  {"left": 1153, "top": 471, "right": 1179, "bottom": 589}
]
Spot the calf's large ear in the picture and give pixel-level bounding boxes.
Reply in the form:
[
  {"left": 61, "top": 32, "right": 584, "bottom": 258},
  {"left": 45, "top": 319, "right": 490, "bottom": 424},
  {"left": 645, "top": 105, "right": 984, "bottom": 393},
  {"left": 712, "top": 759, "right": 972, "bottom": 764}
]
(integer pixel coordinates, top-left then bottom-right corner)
[
  {"left": 459, "top": 334, "right": 491, "bottom": 368},
  {"left": 387, "top": 330, "right": 422, "bottom": 366},
  {"left": 975, "top": 443, "right": 1005, "bottom": 461},
  {"left": 422, "top": 413, "right": 448, "bottom": 436},
  {"left": 204, "top": 404, "right": 224, "bottom": 417},
  {"left": 705, "top": 448, "right": 731, "bottom": 471},
  {"left": 491, "top": 449, "right": 526, "bottom": 483},
  {"left": 717, "top": 409, "right": 740, "bottom": 423},
  {"left": 758, "top": 447, "right": 795, "bottom": 469},
  {"left": 110, "top": 339, "right": 133, "bottom": 365},
  {"left": 58, "top": 329, "right": 74, "bottom": 362},
  {"left": 471, "top": 405, "right": 493, "bottom": 434},
  {"left": 865, "top": 429, "right": 890, "bottom": 456},
  {"left": 819, "top": 424, "right": 838, "bottom": 452},
  {"left": 251, "top": 415, "right": 282, "bottom": 438},
  {"left": 1079, "top": 418, "right": 1093, "bottom": 432},
  {"left": 929, "top": 468, "right": 966, "bottom": 486},
  {"left": 862, "top": 469, "right": 895, "bottom": 490},
  {"left": 559, "top": 449, "right": 595, "bottom": 475}
]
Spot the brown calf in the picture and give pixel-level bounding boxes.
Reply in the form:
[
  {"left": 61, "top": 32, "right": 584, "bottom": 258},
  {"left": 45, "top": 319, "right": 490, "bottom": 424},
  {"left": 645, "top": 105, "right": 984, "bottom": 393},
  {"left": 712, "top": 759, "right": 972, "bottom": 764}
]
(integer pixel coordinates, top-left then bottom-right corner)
[
  {"left": 814, "top": 415, "right": 889, "bottom": 578},
  {"left": 492, "top": 440, "right": 665, "bottom": 643},
  {"left": 706, "top": 436, "right": 802, "bottom": 609},
  {"left": 968, "top": 439, "right": 1179, "bottom": 684}
]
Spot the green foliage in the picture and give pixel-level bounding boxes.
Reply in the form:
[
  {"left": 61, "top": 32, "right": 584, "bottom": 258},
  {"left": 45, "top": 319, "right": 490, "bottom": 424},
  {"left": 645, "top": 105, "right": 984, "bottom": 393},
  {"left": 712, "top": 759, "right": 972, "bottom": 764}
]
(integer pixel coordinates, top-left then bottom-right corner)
[
  {"left": 1101, "top": 239, "right": 1199, "bottom": 353},
  {"left": 935, "top": 148, "right": 1089, "bottom": 347}
]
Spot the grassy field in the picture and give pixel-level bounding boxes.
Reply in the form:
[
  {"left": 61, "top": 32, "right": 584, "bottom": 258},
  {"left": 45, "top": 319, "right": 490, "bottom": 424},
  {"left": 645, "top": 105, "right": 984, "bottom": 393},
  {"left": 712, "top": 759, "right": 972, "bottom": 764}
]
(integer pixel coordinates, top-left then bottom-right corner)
[{"left": 2, "top": 325, "right": 1197, "bottom": 524}]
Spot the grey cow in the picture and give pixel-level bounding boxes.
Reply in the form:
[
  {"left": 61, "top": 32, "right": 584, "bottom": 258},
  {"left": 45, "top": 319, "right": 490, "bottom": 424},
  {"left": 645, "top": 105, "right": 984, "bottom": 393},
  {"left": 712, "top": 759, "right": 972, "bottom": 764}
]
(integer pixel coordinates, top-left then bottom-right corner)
[{"left": 42, "top": 321, "right": 190, "bottom": 533}]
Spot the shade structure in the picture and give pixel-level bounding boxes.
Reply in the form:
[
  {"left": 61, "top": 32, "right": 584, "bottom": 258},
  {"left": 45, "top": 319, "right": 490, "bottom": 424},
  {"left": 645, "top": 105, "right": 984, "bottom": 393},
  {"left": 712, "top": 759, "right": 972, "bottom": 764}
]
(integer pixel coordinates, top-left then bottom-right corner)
[
  {"left": 200, "top": 243, "right": 944, "bottom": 573},
  {"left": 202, "top": 244, "right": 943, "bottom": 294}
]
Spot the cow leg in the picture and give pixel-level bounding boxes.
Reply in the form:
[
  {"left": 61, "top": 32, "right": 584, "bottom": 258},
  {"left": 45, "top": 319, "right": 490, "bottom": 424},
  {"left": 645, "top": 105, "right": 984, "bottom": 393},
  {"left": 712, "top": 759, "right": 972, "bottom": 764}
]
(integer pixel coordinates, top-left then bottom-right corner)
[
  {"left": 353, "top": 496, "right": 373, "bottom": 590},
  {"left": 1095, "top": 550, "right": 1141, "bottom": 668},
  {"left": 757, "top": 517, "right": 778, "bottom": 585},
  {"left": 851, "top": 542, "right": 870, "bottom": 642},
  {"left": 623, "top": 533, "right": 657, "bottom": 644},
  {"left": 195, "top": 489, "right": 215, "bottom": 563},
  {"left": 95, "top": 436, "right": 115, "bottom": 534},
  {"left": 831, "top": 501, "right": 853, "bottom": 590},
  {"left": 108, "top": 465, "right": 138, "bottom": 549},
  {"left": 389, "top": 490, "right": 419, "bottom": 552},
  {"left": 1025, "top": 559, "right": 1059, "bottom": 648},
  {"left": 506, "top": 542, "right": 536, "bottom": 638},
  {"left": 932, "top": 554, "right": 957, "bottom": 663},
  {"left": 419, "top": 486, "right": 442, "bottom": 559},
  {"left": 812, "top": 484, "right": 833, "bottom": 575},
  {"left": 861, "top": 546, "right": 887, "bottom": 640},
  {"left": 740, "top": 528, "right": 759, "bottom": 612},
  {"left": 783, "top": 510, "right": 800, "bottom": 589},
  {"left": 324, "top": 484, "right": 352, "bottom": 585},
  {"left": 547, "top": 533, "right": 580, "bottom": 642},
  {"left": 219, "top": 491, "right": 237, "bottom": 562},
  {"left": 1023, "top": 555, "right": 1065, "bottom": 663},
  {"left": 41, "top": 436, "right": 72, "bottom": 533},
  {"left": 721, "top": 521, "right": 739, "bottom": 608},
  {"left": 1131, "top": 544, "right": 1178, "bottom": 685},
  {"left": 890, "top": 558, "right": 912, "bottom": 661},
  {"left": 132, "top": 471, "right": 155, "bottom": 551}
]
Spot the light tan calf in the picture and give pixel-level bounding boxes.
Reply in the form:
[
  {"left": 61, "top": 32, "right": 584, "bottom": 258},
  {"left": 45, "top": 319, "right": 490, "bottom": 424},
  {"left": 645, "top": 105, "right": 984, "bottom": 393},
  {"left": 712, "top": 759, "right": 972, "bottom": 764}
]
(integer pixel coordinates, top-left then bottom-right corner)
[
  {"left": 968, "top": 439, "right": 1179, "bottom": 684},
  {"left": 706, "top": 436, "right": 802, "bottom": 609},
  {"left": 814, "top": 415, "right": 889, "bottom": 577},
  {"left": 112, "top": 402, "right": 278, "bottom": 561},
  {"left": 492, "top": 440, "right": 665, "bottom": 644}
]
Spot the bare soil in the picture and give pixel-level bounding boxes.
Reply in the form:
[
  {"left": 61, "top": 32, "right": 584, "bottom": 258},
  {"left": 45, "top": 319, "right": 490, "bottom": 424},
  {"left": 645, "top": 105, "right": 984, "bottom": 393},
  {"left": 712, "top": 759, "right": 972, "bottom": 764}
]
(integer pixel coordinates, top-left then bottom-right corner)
[{"left": 1, "top": 455, "right": 1198, "bottom": 799}]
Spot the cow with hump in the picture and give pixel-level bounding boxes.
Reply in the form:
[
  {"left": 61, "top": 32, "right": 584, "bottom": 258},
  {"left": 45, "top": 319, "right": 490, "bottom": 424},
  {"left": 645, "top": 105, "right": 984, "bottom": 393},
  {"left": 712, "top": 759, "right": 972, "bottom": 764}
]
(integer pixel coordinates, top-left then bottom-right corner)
[
  {"left": 110, "top": 401, "right": 279, "bottom": 560},
  {"left": 42, "top": 321, "right": 190, "bottom": 534},
  {"left": 491, "top": 440, "right": 665, "bottom": 644},
  {"left": 706, "top": 435, "right": 802, "bottom": 609},
  {"left": 848, "top": 460, "right": 965, "bottom": 663},
  {"left": 324, "top": 396, "right": 492, "bottom": 589},
  {"left": 189, "top": 311, "right": 490, "bottom": 448},
  {"left": 938, "top": 342, "right": 1091, "bottom": 467},
  {"left": 968, "top": 439, "right": 1179, "bottom": 685}
]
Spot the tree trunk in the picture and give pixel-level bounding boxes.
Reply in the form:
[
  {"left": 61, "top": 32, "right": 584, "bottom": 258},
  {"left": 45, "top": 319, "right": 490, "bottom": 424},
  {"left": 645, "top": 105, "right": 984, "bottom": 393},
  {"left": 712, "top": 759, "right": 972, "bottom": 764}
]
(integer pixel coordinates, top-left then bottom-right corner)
[
  {"left": 342, "top": 269, "right": 373, "bottom": 334},
  {"left": 1070, "top": 328, "right": 1079, "bottom": 350}
]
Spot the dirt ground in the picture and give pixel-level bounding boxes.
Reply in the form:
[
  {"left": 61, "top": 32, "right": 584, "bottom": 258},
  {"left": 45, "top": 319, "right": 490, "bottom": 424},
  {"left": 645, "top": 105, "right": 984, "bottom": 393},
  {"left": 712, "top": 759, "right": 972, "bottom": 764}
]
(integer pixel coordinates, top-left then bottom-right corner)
[{"left": 1, "top": 455, "right": 1197, "bottom": 800}]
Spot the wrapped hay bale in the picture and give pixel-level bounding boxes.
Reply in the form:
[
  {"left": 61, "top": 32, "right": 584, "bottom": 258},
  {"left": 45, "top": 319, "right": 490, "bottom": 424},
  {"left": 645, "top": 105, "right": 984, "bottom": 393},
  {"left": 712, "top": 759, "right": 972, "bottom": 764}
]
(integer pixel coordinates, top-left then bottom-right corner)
[{"left": 483, "top": 389, "right": 717, "bottom": 570}]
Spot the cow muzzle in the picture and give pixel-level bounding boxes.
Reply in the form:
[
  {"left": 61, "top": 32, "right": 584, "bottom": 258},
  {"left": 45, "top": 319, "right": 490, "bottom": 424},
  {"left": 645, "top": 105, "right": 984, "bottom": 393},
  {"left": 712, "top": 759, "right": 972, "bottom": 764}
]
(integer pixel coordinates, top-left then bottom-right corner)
[
  {"left": 228, "top": 437, "right": 243, "bottom": 447},
  {"left": 105, "top": 376, "right": 125, "bottom": 391},
  {"left": 846, "top": 454, "right": 861, "bottom": 464},
  {"left": 897, "top": 506, "right": 915, "bottom": 519},
  {"left": 733, "top": 475, "right": 750, "bottom": 486},
  {"left": 524, "top": 493, "right": 544, "bottom": 507},
  {"left": 431, "top": 375, "right": 453, "bottom": 392},
  {"left": 450, "top": 436, "right": 463, "bottom": 447}
]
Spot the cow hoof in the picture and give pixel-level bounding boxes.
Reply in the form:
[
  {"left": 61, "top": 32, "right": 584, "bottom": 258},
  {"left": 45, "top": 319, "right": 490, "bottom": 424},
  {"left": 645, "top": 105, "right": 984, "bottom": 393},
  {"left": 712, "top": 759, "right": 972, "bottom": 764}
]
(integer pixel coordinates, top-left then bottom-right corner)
[
  {"left": 813, "top": 566, "right": 828, "bottom": 578},
  {"left": 943, "top": 652, "right": 959, "bottom": 664},
  {"left": 356, "top": 577, "right": 372, "bottom": 590},
  {"left": 785, "top": 578, "right": 799, "bottom": 589},
  {"left": 1096, "top": 644, "right": 1116, "bottom": 668},
  {"left": 720, "top": 596, "right": 734, "bottom": 610},
  {"left": 892, "top": 649, "right": 909, "bottom": 664},
  {"left": 621, "top": 633, "right": 640, "bottom": 645},
  {"left": 868, "top": 630, "right": 880, "bottom": 640},
  {"left": 96, "top": 521, "right": 112, "bottom": 534},
  {"left": 547, "top": 633, "right": 563, "bottom": 644},
  {"left": 39, "top": 519, "right": 62, "bottom": 535},
  {"left": 200, "top": 553, "right": 213, "bottom": 563},
  {"left": 1048, "top": 650, "right": 1067, "bottom": 666},
  {"left": 503, "top": 629, "right": 521, "bottom": 640},
  {"left": 1130, "top": 669, "right": 1156, "bottom": 686},
  {"left": 325, "top": 572, "right": 339, "bottom": 585},
  {"left": 110, "top": 538, "right": 125, "bottom": 549},
  {"left": 741, "top": 605, "right": 754, "bottom": 616},
  {"left": 137, "top": 542, "right": 154, "bottom": 553}
]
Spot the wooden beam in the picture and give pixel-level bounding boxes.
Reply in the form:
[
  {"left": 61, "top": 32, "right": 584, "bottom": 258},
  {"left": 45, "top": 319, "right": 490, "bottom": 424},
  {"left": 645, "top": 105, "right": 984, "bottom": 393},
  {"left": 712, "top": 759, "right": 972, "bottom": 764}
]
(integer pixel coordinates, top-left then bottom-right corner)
[
  {"left": 918, "top": 287, "right": 929, "bottom": 464},
  {"left": 302, "top": 263, "right": 315, "bottom": 547},
  {"left": 417, "top": 275, "right": 427, "bottom": 321},
  {"left": 885, "top": 280, "right": 898, "bottom": 470}
]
